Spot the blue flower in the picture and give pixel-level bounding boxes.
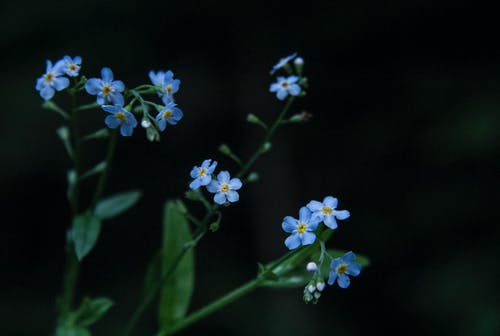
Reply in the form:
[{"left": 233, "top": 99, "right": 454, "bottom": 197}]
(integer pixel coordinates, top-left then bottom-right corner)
[
  {"left": 155, "top": 101, "right": 183, "bottom": 131},
  {"left": 328, "top": 251, "right": 361, "bottom": 288},
  {"left": 102, "top": 105, "right": 138, "bottom": 136},
  {"left": 270, "top": 52, "right": 297, "bottom": 75},
  {"left": 148, "top": 70, "right": 180, "bottom": 103},
  {"left": 60, "top": 55, "right": 82, "bottom": 77},
  {"left": 307, "top": 196, "right": 350, "bottom": 230},
  {"left": 282, "top": 207, "right": 321, "bottom": 250},
  {"left": 35, "top": 60, "right": 70, "bottom": 100},
  {"left": 85, "top": 67, "right": 125, "bottom": 105},
  {"left": 148, "top": 70, "right": 168, "bottom": 87},
  {"left": 269, "top": 76, "right": 301, "bottom": 100},
  {"left": 189, "top": 159, "right": 218, "bottom": 190},
  {"left": 207, "top": 171, "right": 242, "bottom": 204}
]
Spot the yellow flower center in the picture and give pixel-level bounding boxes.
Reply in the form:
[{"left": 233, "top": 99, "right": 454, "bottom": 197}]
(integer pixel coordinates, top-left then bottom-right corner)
[
  {"left": 45, "top": 72, "right": 54, "bottom": 82},
  {"left": 198, "top": 168, "right": 207, "bottom": 177},
  {"left": 116, "top": 112, "right": 127, "bottom": 122},
  {"left": 337, "top": 263, "right": 347, "bottom": 274},
  {"left": 297, "top": 222, "right": 307, "bottom": 234},
  {"left": 322, "top": 206, "right": 333, "bottom": 215},
  {"left": 69, "top": 64, "right": 77, "bottom": 71},
  {"left": 165, "top": 85, "right": 172, "bottom": 94},
  {"left": 102, "top": 84, "right": 112, "bottom": 96},
  {"left": 220, "top": 183, "right": 230, "bottom": 192},
  {"left": 163, "top": 110, "right": 172, "bottom": 119}
]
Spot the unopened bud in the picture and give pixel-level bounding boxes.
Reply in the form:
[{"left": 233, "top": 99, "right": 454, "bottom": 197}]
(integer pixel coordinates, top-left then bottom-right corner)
[
  {"left": 294, "top": 57, "right": 304, "bottom": 75},
  {"left": 247, "top": 172, "right": 259, "bottom": 183},
  {"left": 260, "top": 142, "right": 272, "bottom": 153},
  {"left": 306, "top": 262, "right": 318, "bottom": 272},
  {"left": 246, "top": 113, "right": 260, "bottom": 124},
  {"left": 141, "top": 119, "right": 151, "bottom": 128},
  {"left": 218, "top": 143, "right": 232, "bottom": 155},
  {"left": 316, "top": 281, "right": 325, "bottom": 292},
  {"left": 307, "top": 284, "right": 316, "bottom": 293},
  {"left": 313, "top": 291, "right": 321, "bottom": 300}
]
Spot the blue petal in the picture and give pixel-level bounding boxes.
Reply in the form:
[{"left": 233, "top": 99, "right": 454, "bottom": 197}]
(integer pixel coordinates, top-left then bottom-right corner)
[
  {"left": 284, "top": 234, "right": 301, "bottom": 250},
  {"left": 299, "top": 207, "right": 311, "bottom": 223},
  {"left": 307, "top": 200, "right": 323, "bottom": 212},
  {"left": 343, "top": 251, "right": 356, "bottom": 262},
  {"left": 217, "top": 171, "right": 230, "bottom": 183},
  {"left": 288, "top": 84, "right": 301, "bottom": 96},
  {"left": 200, "top": 175, "right": 211, "bottom": 186},
  {"left": 287, "top": 76, "right": 299, "bottom": 83},
  {"left": 53, "top": 77, "right": 69, "bottom": 91},
  {"left": 282, "top": 216, "right": 297, "bottom": 233},
  {"left": 85, "top": 78, "right": 102, "bottom": 95},
  {"left": 102, "top": 105, "right": 120, "bottom": 113},
  {"left": 40, "top": 86, "right": 55, "bottom": 100},
  {"left": 124, "top": 112, "right": 138, "bottom": 127},
  {"left": 276, "top": 89, "right": 287, "bottom": 100},
  {"left": 96, "top": 95, "right": 105, "bottom": 105},
  {"left": 172, "top": 107, "right": 183, "bottom": 121},
  {"left": 101, "top": 67, "right": 113, "bottom": 82},
  {"left": 214, "top": 192, "right": 226, "bottom": 204},
  {"left": 301, "top": 232, "right": 316, "bottom": 245},
  {"left": 335, "top": 210, "right": 350, "bottom": 220},
  {"left": 104, "top": 115, "right": 120, "bottom": 128},
  {"left": 307, "top": 217, "right": 321, "bottom": 230},
  {"left": 112, "top": 80, "right": 125, "bottom": 92},
  {"left": 206, "top": 181, "right": 219, "bottom": 193},
  {"left": 270, "top": 83, "right": 280, "bottom": 92},
  {"left": 208, "top": 160, "right": 217, "bottom": 173},
  {"left": 337, "top": 274, "right": 351, "bottom": 288},
  {"left": 73, "top": 56, "right": 82, "bottom": 64},
  {"left": 36, "top": 77, "right": 45, "bottom": 90},
  {"left": 229, "top": 178, "right": 242, "bottom": 190},
  {"left": 324, "top": 215, "right": 338, "bottom": 230},
  {"left": 327, "top": 271, "right": 338, "bottom": 285},
  {"left": 190, "top": 167, "right": 199, "bottom": 178},
  {"left": 346, "top": 262, "right": 361, "bottom": 277},
  {"left": 330, "top": 258, "right": 341, "bottom": 270},
  {"left": 120, "top": 124, "right": 134, "bottom": 136},
  {"left": 226, "top": 190, "right": 239, "bottom": 202},
  {"left": 158, "top": 119, "right": 167, "bottom": 131},
  {"left": 189, "top": 178, "right": 201, "bottom": 190},
  {"left": 201, "top": 159, "right": 211, "bottom": 168},
  {"left": 111, "top": 93, "right": 124, "bottom": 106},
  {"left": 324, "top": 196, "right": 338, "bottom": 208}
]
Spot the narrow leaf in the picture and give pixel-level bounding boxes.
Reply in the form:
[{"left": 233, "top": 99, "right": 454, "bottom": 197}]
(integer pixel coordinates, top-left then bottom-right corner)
[
  {"left": 72, "top": 213, "right": 101, "bottom": 261},
  {"left": 94, "top": 190, "right": 142, "bottom": 220},
  {"left": 71, "top": 297, "right": 114, "bottom": 327},
  {"left": 158, "top": 200, "right": 195, "bottom": 330},
  {"left": 81, "top": 128, "right": 109, "bottom": 142},
  {"left": 57, "top": 126, "right": 74, "bottom": 158},
  {"left": 79, "top": 161, "right": 106, "bottom": 181}
]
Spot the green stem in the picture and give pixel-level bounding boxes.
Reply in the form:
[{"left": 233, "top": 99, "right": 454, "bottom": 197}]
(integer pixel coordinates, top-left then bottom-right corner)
[
  {"left": 237, "top": 96, "right": 295, "bottom": 178},
  {"left": 90, "top": 129, "right": 118, "bottom": 209},
  {"left": 160, "top": 278, "right": 264, "bottom": 336}
]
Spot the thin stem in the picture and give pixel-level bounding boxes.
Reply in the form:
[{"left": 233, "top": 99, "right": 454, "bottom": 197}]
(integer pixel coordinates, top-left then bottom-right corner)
[{"left": 90, "top": 129, "right": 118, "bottom": 209}]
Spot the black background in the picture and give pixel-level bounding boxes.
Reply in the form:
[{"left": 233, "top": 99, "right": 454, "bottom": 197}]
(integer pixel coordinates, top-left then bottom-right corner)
[{"left": 1, "top": 1, "right": 499, "bottom": 335}]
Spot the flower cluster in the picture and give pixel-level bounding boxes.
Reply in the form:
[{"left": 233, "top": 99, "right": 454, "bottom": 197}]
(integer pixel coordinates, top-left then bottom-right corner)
[
  {"left": 149, "top": 70, "right": 183, "bottom": 132},
  {"left": 269, "top": 52, "right": 305, "bottom": 100},
  {"left": 35, "top": 55, "right": 81, "bottom": 100},
  {"left": 188, "top": 159, "right": 243, "bottom": 205}
]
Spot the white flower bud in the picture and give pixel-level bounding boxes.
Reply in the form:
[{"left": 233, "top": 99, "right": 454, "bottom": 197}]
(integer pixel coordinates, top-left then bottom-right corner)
[
  {"left": 307, "top": 284, "right": 316, "bottom": 293},
  {"left": 141, "top": 119, "right": 151, "bottom": 128},
  {"left": 316, "top": 281, "right": 325, "bottom": 292},
  {"left": 306, "top": 262, "right": 318, "bottom": 272},
  {"left": 294, "top": 57, "right": 304, "bottom": 66}
]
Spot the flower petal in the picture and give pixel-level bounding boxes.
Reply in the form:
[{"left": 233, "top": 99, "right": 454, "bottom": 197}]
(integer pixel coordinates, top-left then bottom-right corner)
[
  {"left": 307, "top": 200, "right": 323, "bottom": 212},
  {"left": 323, "top": 196, "right": 338, "bottom": 208},
  {"left": 104, "top": 115, "right": 120, "bottom": 128},
  {"left": 229, "top": 178, "right": 242, "bottom": 190},
  {"left": 324, "top": 215, "right": 338, "bottom": 230},
  {"left": 190, "top": 167, "right": 199, "bottom": 178},
  {"left": 200, "top": 175, "right": 211, "bottom": 186},
  {"left": 112, "top": 80, "right": 125, "bottom": 92},
  {"left": 40, "top": 86, "right": 55, "bottom": 100},
  {"left": 111, "top": 93, "right": 124, "bottom": 106},
  {"left": 301, "top": 232, "right": 316, "bottom": 246},
  {"left": 343, "top": 251, "right": 356, "bottom": 262},
  {"left": 334, "top": 210, "right": 350, "bottom": 220},
  {"left": 327, "top": 271, "right": 338, "bottom": 286},
  {"left": 214, "top": 192, "right": 227, "bottom": 204},
  {"left": 85, "top": 78, "right": 102, "bottom": 95},
  {"left": 276, "top": 89, "right": 287, "bottom": 100},
  {"left": 346, "top": 262, "right": 361, "bottom": 277},
  {"left": 206, "top": 181, "right": 219, "bottom": 193},
  {"left": 299, "top": 207, "right": 311, "bottom": 223},
  {"left": 288, "top": 84, "right": 301, "bottom": 96},
  {"left": 102, "top": 105, "right": 120, "bottom": 113},
  {"left": 282, "top": 216, "right": 297, "bottom": 232},
  {"left": 217, "top": 171, "right": 230, "bottom": 183},
  {"left": 101, "top": 67, "right": 113, "bottom": 82},
  {"left": 189, "top": 178, "right": 201, "bottom": 190},
  {"left": 226, "top": 190, "right": 239, "bottom": 202},
  {"left": 337, "top": 274, "right": 351, "bottom": 288},
  {"left": 53, "top": 77, "right": 70, "bottom": 91},
  {"left": 284, "top": 234, "right": 301, "bottom": 250}
]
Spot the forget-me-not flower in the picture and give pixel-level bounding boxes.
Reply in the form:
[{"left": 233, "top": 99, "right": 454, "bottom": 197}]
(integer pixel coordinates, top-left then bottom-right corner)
[
  {"left": 35, "top": 60, "right": 70, "bottom": 100},
  {"left": 85, "top": 67, "right": 125, "bottom": 105},
  {"left": 149, "top": 70, "right": 180, "bottom": 103},
  {"left": 155, "top": 101, "right": 183, "bottom": 131},
  {"left": 60, "top": 55, "right": 82, "bottom": 77},
  {"left": 270, "top": 76, "right": 301, "bottom": 100},
  {"left": 102, "top": 105, "right": 138, "bottom": 136},
  {"left": 282, "top": 207, "right": 321, "bottom": 250},
  {"left": 270, "top": 52, "right": 297, "bottom": 75},
  {"left": 149, "top": 70, "right": 168, "bottom": 87},
  {"left": 207, "top": 171, "right": 242, "bottom": 204},
  {"left": 307, "top": 196, "right": 350, "bottom": 230},
  {"left": 328, "top": 251, "right": 361, "bottom": 288},
  {"left": 189, "top": 159, "right": 217, "bottom": 190}
]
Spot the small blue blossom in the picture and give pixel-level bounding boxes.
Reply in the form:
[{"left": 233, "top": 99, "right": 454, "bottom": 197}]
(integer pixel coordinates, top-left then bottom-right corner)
[
  {"left": 85, "top": 67, "right": 125, "bottom": 105},
  {"left": 60, "top": 55, "right": 82, "bottom": 77},
  {"left": 282, "top": 207, "right": 321, "bottom": 250},
  {"left": 189, "top": 159, "right": 218, "bottom": 190},
  {"left": 35, "top": 60, "right": 70, "bottom": 100},
  {"left": 102, "top": 105, "right": 138, "bottom": 136},
  {"left": 207, "top": 171, "right": 242, "bottom": 204},
  {"left": 270, "top": 76, "right": 301, "bottom": 100},
  {"left": 328, "top": 251, "right": 361, "bottom": 288},
  {"left": 155, "top": 101, "right": 183, "bottom": 131},
  {"left": 149, "top": 70, "right": 180, "bottom": 103},
  {"left": 307, "top": 196, "right": 350, "bottom": 230},
  {"left": 148, "top": 70, "right": 168, "bottom": 87},
  {"left": 270, "top": 52, "right": 297, "bottom": 75}
]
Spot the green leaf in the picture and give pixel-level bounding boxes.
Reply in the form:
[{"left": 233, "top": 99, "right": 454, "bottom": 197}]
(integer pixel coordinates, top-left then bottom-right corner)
[
  {"left": 57, "top": 126, "right": 74, "bottom": 158},
  {"left": 43, "top": 100, "right": 70, "bottom": 120},
  {"left": 55, "top": 326, "right": 91, "bottom": 336},
  {"left": 69, "top": 297, "right": 114, "bottom": 327},
  {"left": 81, "top": 128, "right": 109, "bottom": 142},
  {"left": 94, "top": 190, "right": 142, "bottom": 220},
  {"left": 158, "top": 200, "right": 195, "bottom": 330},
  {"left": 72, "top": 213, "right": 102, "bottom": 261},
  {"left": 79, "top": 161, "right": 106, "bottom": 181},
  {"left": 141, "top": 251, "right": 162, "bottom": 299}
]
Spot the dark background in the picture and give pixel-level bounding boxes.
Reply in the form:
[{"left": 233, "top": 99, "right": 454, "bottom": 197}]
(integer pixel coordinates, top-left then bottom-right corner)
[{"left": 1, "top": 1, "right": 499, "bottom": 335}]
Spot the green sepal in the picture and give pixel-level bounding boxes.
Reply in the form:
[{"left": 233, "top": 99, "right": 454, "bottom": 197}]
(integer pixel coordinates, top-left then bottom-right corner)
[
  {"left": 94, "top": 190, "right": 142, "bottom": 220},
  {"left": 66, "top": 169, "right": 77, "bottom": 202},
  {"left": 72, "top": 212, "right": 102, "bottom": 261},
  {"left": 57, "top": 126, "right": 74, "bottom": 158},
  {"left": 158, "top": 200, "right": 195, "bottom": 330},
  {"left": 43, "top": 100, "right": 70, "bottom": 120}
]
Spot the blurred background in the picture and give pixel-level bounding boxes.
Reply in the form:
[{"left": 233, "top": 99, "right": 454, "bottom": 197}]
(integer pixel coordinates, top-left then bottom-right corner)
[{"left": 1, "top": 0, "right": 499, "bottom": 335}]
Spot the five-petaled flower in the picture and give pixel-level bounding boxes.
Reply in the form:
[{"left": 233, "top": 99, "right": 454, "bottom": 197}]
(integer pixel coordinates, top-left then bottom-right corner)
[
  {"left": 207, "top": 171, "right": 242, "bottom": 204},
  {"left": 155, "top": 101, "right": 183, "bottom": 131},
  {"left": 282, "top": 207, "right": 321, "bottom": 250},
  {"left": 189, "top": 159, "right": 218, "bottom": 190},
  {"left": 270, "top": 76, "right": 301, "bottom": 100},
  {"left": 307, "top": 196, "right": 350, "bottom": 230},
  {"left": 102, "top": 105, "right": 138, "bottom": 136},
  {"left": 328, "top": 251, "right": 361, "bottom": 288},
  {"left": 35, "top": 60, "right": 70, "bottom": 100},
  {"left": 85, "top": 67, "right": 125, "bottom": 105},
  {"left": 60, "top": 55, "right": 82, "bottom": 77},
  {"left": 270, "top": 52, "right": 297, "bottom": 75},
  {"left": 149, "top": 70, "right": 180, "bottom": 103}
]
